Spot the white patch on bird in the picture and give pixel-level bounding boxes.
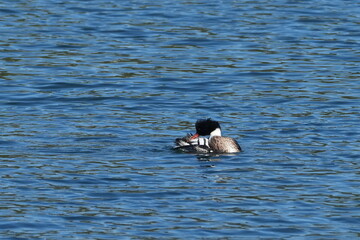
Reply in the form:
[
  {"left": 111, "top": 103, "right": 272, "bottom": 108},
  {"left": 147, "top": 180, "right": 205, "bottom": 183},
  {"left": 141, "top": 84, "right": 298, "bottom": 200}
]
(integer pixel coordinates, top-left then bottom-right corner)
[
  {"left": 190, "top": 137, "right": 209, "bottom": 147},
  {"left": 199, "top": 138, "right": 209, "bottom": 147},
  {"left": 210, "top": 128, "right": 222, "bottom": 137}
]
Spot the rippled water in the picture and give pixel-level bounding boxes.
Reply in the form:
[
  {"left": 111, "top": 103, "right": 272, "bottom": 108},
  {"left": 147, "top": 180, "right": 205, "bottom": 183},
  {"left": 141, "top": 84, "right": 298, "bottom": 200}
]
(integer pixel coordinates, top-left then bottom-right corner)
[{"left": 1, "top": 0, "right": 359, "bottom": 239}]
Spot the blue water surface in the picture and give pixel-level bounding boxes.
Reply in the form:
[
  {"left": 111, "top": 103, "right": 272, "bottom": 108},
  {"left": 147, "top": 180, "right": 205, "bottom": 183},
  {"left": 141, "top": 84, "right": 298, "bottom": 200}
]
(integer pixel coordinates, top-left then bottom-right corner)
[{"left": 1, "top": 0, "right": 359, "bottom": 239}]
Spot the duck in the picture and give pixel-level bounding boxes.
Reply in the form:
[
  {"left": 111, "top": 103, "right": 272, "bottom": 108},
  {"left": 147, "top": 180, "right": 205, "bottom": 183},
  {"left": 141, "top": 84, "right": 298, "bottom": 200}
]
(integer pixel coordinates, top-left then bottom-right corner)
[{"left": 174, "top": 118, "right": 241, "bottom": 153}]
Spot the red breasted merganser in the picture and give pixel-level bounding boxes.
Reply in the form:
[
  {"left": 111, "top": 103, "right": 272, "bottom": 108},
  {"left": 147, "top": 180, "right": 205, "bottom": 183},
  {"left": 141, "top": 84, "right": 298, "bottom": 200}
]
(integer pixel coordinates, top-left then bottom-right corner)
[{"left": 174, "top": 118, "right": 241, "bottom": 153}]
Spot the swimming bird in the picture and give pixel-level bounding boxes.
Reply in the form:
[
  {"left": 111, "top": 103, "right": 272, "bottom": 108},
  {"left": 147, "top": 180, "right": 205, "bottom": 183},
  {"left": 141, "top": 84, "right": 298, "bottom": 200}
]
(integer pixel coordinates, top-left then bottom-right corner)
[{"left": 174, "top": 118, "right": 241, "bottom": 153}]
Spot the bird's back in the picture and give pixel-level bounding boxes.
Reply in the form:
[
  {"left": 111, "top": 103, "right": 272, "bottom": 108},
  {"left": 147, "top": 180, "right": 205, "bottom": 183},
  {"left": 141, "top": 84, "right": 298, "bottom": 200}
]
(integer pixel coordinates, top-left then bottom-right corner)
[{"left": 209, "top": 136, "right": 241, "bottom": 153}]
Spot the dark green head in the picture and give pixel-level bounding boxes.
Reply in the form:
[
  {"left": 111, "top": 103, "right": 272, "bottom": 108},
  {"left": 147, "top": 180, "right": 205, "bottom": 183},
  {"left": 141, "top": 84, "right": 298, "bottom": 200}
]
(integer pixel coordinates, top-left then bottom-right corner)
[{"left": 195, "top": 118, "right": 221, "bottom": 136}]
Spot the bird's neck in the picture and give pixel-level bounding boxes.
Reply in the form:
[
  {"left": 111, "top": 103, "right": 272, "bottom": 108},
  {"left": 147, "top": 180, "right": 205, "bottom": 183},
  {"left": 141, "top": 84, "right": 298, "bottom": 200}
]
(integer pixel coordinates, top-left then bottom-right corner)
[{"left": 210, "top": 128, "right": 222, "bottom": 137}]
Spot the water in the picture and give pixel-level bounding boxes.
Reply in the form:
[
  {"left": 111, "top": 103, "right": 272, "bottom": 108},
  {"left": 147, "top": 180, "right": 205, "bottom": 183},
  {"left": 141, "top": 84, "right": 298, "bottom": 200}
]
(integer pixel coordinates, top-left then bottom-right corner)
[{"left": 1, "top": 0, "right": 359, "bottom": 239}]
